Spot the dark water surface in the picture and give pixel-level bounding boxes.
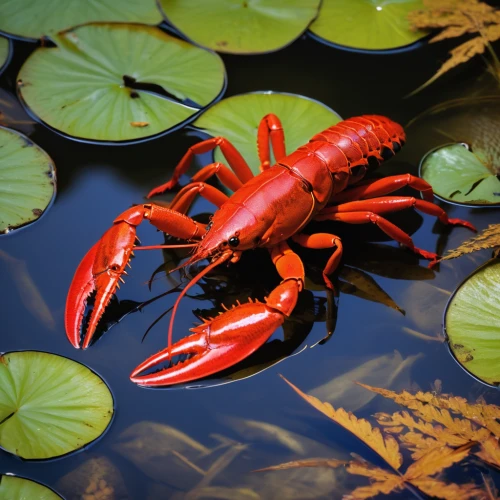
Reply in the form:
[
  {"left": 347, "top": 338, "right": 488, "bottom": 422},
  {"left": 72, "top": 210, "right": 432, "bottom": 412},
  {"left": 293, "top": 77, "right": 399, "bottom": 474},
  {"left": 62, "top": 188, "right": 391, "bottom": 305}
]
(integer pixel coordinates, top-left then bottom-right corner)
[{"left": 1, "top": 31, "right": 499, "bottom": 499}]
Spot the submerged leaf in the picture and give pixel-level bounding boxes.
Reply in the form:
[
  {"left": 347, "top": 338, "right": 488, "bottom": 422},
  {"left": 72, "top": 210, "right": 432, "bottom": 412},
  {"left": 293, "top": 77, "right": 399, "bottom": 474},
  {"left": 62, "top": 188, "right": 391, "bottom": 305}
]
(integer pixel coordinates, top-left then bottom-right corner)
[
  {"left": 441, "top": 224, "right": 500, "bottom": 261},
  {"left": 309, "top": 0, "right": 428, "bottom": 51},
  {"left": 257, "top": 458, "right": 346, "bottom": 472},
  {"left": 281, "top": 376, "right": 403, "bottom": 470},
  {"left": 0, "top": 250, "right": 55, "bottom": 330},
  {"left": 18, "top": 24, "right": 225, "bottom": 143},
  {"left": 0, "top": 126, "right": 56, "bottom": 234},
  {"left": 159, "top": 0, "right": 321, "bottom": 54},
  {"left": 446, "top": 257, "right": 500, "bottom": 386},
  {"left": 0, "top": 0, "right": 162, "bottom": 40},
  {"left": 0, "top": 351, "right": 114, "bottom": 459}
]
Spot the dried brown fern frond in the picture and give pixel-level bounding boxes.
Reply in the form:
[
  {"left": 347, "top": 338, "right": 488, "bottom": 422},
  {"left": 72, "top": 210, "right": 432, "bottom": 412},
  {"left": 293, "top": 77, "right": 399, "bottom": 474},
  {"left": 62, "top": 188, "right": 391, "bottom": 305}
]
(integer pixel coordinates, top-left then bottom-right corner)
[
  {"left": 440, "top": 224, "right": 500, "bottom": 262},
  {"left": 408, "top": 0, "right": 500, "bottom": 93},
  {"left": 265, "top": 377, "right": 499, "bottom": 498}
]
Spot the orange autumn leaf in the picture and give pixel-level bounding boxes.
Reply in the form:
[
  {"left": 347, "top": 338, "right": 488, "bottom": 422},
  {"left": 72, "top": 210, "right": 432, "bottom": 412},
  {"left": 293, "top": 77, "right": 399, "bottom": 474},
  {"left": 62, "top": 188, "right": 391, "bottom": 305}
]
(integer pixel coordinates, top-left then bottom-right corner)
[
  {"left": 440, "top": 224, "right": 500, "bottom": 262},
  {"left": 281, "top": 376, "right": 403, "bottom": 470}
]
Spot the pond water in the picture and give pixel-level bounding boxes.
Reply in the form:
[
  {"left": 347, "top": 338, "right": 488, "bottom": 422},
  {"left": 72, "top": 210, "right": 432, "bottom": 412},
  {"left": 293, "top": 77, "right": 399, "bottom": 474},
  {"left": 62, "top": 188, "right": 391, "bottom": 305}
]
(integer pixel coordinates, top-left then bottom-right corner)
[{"left": 1, "top": 32, "right": 499, "bottom": 499}]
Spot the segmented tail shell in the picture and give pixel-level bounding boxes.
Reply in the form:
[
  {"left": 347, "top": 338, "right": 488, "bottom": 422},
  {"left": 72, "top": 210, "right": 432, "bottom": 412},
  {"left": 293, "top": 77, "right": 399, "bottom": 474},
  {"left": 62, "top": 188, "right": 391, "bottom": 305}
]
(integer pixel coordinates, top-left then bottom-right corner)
[{"left": 310, "top": 114, "right": 406, "bottom": 171}]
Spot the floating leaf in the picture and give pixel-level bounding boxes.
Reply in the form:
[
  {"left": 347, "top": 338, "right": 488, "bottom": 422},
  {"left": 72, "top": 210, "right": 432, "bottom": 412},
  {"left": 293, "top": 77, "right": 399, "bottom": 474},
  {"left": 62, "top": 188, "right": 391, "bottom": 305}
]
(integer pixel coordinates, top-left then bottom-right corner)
[
  {"left": 441, "top": 224, "right": 500, "bottom": 262},
  {"left": 420, "top": 143, "right": 500, "bottom": 206},
  {"left": 17, "top": 24, "right": 225, "bottom": 143},
  {"left": 445, "top": 257, "right": 500, "bottom": 386},
  {"left": 0, "top": 126, "right": 56, "bottom": 234},
  {"left": 0, "top": 475, "right": 61, "bottom": 500},
  {"left": 193, "top": 92, "right": 341, "bottom": 177},
  {"left": 281, "top": 376, "right": 403, "bottom": 470},
  {"left": 0, "top": 37, "right": 10, "bottom": 73},
  {"left": 0, "top": 0, "right": 162, "bottom": 40},
  {"left": 0, "top": 351, "right": 114, "bottom": 459},
  {"left": 159, "top": 0, "right": 321, "bottom": 54},
  {"left": 309, "top": 0, "right": 428, "bottom": 52}
]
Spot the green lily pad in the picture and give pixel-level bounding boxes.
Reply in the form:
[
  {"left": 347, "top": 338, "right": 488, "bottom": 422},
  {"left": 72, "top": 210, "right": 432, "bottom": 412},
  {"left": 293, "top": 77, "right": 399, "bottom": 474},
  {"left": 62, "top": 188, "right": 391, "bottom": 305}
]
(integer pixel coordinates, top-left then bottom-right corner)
[
  {"left": 17, "top": 23, "right": 226, "bottom": 143},
  {"left": 309, "top": 0, "right": 428, "bottom": 52},
  {"left": 420, "top": 143, "right": 500, "bottom": 206},
  {"left": 193, "top": 92, "right": 341, "bottom": 176},
  {"left": 0, "top": 351, "right": 114, "bottom": 459},
  {"left": 0, "top": 37, "right": 10, "bottom": 73},
  {"left": 0, "top": 475, "right": 61, "bottom": 500},
  {"left": 445, "top": 258, "right": 500, "bottom": 386},
  {"left": 0, "top": 0, "right": 162, "bottom": 41},
  {"left": 159, "top": 0, "right": 321, "bottom": 54},
  {"left": 0, "top": 126, "right": 56, "bottom": 234}
]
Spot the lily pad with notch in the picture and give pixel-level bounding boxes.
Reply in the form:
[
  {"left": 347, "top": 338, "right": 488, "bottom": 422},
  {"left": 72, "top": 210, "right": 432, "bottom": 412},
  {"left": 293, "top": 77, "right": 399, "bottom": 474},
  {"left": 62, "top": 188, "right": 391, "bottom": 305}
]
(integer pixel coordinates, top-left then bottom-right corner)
[
  {"left": 17, "top": 23, "right": 226, "bottom": 143},
  {"left": 159, "top": 0, "right": 321, "bottom": 54},
  {"left": 445, "top": 256, "right": 500, "bottom": 387},
  {"left": 193, "top": 92, "right": 341, "bottom": 179},
  {"left": 0, "top": 0, "right": 162, "bottom": 41},
  {"left": 0, "top": 36, "right": 10, "bottom": 74},
  {"left": 420, "top": 143, "right": 500, "bottom": 207},
  {"left": 0, "top": 474, "right": 62, "bottom": 499},
  {"left": 0, "top": 126, "right": 56, "bottom": 234},
  {"left": 0, "top": 351, "right": 114, "bottom": 459},
  {"left": 308, "top": 0, "right": 428, "bottom": 52}
]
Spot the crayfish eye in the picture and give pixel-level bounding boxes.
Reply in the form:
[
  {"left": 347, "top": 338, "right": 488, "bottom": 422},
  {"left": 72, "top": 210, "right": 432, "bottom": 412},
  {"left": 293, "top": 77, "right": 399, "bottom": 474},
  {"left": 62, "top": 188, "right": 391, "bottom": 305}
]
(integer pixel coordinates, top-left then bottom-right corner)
[{"left": 228, "top": 236, "right": 240, "bottom": 247}]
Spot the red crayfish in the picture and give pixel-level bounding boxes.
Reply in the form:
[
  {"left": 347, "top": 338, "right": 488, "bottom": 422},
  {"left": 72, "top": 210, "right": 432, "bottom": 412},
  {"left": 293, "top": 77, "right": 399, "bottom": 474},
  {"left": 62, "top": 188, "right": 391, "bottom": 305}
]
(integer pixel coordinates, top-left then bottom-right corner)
[{"left": 65, "top": 114, "right": 475, "bottom": 386}]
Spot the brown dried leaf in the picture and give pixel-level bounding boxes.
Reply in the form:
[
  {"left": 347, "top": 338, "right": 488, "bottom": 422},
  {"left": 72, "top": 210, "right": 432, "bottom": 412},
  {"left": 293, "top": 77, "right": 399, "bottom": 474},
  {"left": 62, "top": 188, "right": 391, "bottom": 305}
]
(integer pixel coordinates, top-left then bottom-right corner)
[
  {"left": 404, "top": 443, "right": 474, "bottom": 480},
  {"left": 358, "top": 382, "right": 500, "bottom": 436},
  {"left": 441, "top": 224, "right": 500, "bottom": 261},
  {"left": 476, "top": 436, "right": 500, "bottom": 469},
  {"left": 255, "top": 458, "right": 347, "bottom": 472},
  {"left": 344, "top": 476, "right": 403, "bottom": 500},
  {"left": 410, "top": 478, "right": 486, "bottom": 499},
  {"left": 281, "top": 376, "right": 403, "bottom": 470},
  {"left": 408, "top": 0, "right": 500, "bottom": 91},
  {"left": 398, "top": 431, "right": 443, "bottom": 460}
]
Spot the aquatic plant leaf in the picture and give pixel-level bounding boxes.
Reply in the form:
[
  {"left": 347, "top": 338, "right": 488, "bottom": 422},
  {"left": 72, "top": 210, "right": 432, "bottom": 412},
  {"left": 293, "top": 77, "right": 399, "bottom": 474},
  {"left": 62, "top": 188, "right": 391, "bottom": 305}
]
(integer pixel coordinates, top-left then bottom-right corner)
[
  {"left": 193, "top": 92, "right": 341, "bottom": 177},
  {"left": 420, "top": 143, "right": 500, "bottom": 205},
  {"left": 0, "top": 351, "right": 114, "bottom": 459},
  {"left": 0, "top": 37, "right": 9, "bottom": 73},
  {"left": 310, "top": 351, "right": 423, "bottom": 412},
  {"left": 281, "top": 376, "right": 403, "bottom": 470},
  {"left": 446, "top": 258, "right": 500, "bottom": 386},
  {"left": 0, "top": 126, "right": 56, "bottom": 234},
  {"left": 17, "top": 24, "right": 225, "bottom": 143},
  {"left": 339, "top": 266, "right": 404, "bottom": 314},
  {"left": 0, "top": 475, "right": 61, "bottom": 499},
  {"left": 257, "top": 458, "right": 346, "bottom": 472},
  {"left": 159, "top": 0, "right": 320, "bottom": 54},
  {"left": 0, "top": 250, "right": 55, "bottom": 330},
  {"left": 309, "top": 0, "right": 428, "bottom": 51},
  {"left": 441, "top": 224, "right": 500, "bottom": 262},
  {"left": 408, "top": 0, "right": 500, "bottom": 92},
  {"left": 0, "top": 0, "right": 162, "bottom": 40},
  {"left": 56, "top": 457, "right": 127, "bottom": 500}
]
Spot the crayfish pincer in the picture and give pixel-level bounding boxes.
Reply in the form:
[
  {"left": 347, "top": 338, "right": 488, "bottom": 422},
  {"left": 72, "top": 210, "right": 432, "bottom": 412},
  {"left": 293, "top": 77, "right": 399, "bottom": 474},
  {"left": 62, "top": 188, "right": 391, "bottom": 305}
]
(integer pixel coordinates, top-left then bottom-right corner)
[{"left": 65, "top": 114, "right": 475, "bottom": 387}]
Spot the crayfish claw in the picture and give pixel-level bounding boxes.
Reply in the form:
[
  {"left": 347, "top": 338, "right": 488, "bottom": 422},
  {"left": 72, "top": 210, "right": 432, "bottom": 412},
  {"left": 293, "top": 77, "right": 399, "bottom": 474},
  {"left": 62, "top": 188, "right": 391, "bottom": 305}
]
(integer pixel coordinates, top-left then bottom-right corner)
[{"left": 65, "top": 222, "right": 137, "bottom": 349}]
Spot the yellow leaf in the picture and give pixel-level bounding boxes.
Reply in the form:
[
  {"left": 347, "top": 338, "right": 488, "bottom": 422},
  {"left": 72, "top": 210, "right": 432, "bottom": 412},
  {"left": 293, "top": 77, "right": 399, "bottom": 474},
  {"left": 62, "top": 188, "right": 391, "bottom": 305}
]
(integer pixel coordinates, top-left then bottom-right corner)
[
  {"left": 476, "top": 436, "right": 500, "bottom": 468},
  {"left": 404, "top": 444, "right": 474, "bottom": 480},
  {"left": 344, "top": 476, "right": 403, "bottom": 500},
  {"left": 281, "top": 376, "right": 403, "bottom": 470},
  {"left": 410, "top": 478, "right": 486, "bottom": 499},
  {"left": 441, "top": 224, "right": 500, "bottom": 262},
  {"left": 398, "top": 431, "right": 443, "bottom": 460}
]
